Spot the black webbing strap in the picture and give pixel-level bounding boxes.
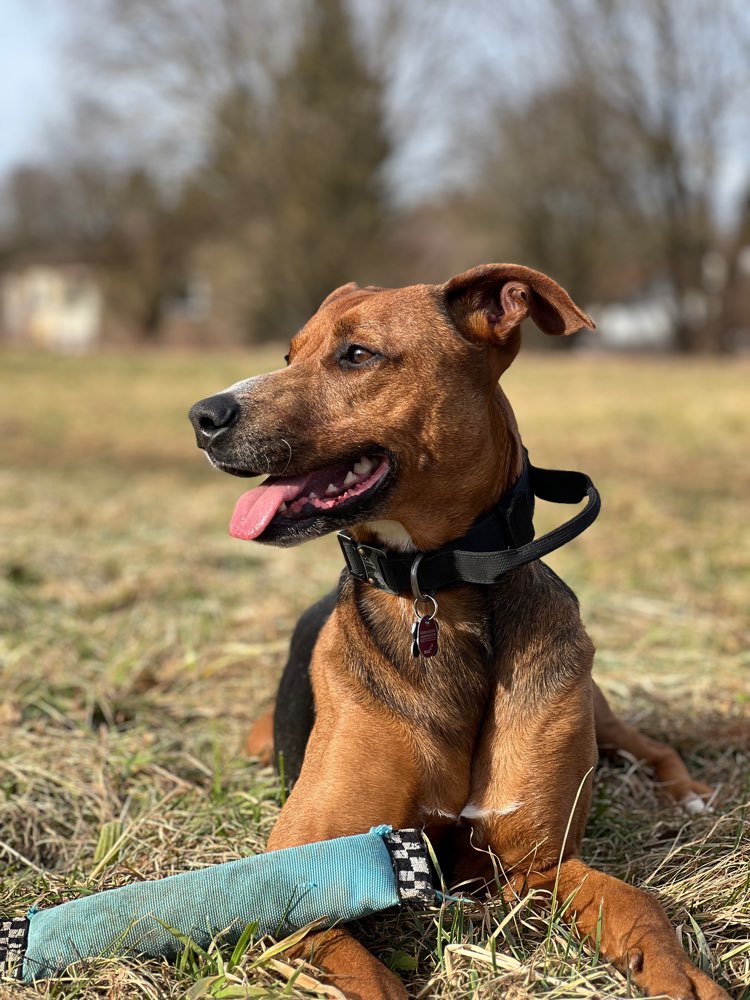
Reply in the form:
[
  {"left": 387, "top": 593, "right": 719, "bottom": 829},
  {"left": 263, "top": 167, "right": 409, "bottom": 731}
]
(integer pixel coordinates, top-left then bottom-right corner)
[
  {"left": 338, "top": 460, "right": 600, "bottom": 596},
  {"left": 0, "top": 916, "right": 28, "bottom": 980}
]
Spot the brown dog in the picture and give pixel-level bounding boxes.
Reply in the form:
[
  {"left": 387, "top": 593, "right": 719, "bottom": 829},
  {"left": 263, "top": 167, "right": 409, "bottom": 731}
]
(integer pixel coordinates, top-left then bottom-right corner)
[{"left": 189, "top": 264, "right": 724, "bottom": 1000}]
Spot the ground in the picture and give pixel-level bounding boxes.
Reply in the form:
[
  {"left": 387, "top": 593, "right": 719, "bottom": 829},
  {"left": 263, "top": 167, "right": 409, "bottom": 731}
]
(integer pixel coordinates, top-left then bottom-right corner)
[{"left": 0, "top": 348, "right": 748, "bottom": 999}]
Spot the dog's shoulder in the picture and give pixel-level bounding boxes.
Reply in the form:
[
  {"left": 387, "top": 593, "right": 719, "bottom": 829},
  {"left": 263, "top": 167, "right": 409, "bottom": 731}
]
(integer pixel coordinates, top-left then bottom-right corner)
[{"left": 490, "top": 562, "right": 593, "bottom": 697}]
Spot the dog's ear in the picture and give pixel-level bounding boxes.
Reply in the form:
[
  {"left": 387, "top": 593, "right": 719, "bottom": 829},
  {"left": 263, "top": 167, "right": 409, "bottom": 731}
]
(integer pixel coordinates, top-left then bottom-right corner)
[
  {"left": 318, "top": 282, "right": 384, "bottom": 311},
  {"left": 318, "top": 282, "right": 362, "bottom": 310},
  {"left": 443, "top": 264, "right": 594, "bottom": 344}
]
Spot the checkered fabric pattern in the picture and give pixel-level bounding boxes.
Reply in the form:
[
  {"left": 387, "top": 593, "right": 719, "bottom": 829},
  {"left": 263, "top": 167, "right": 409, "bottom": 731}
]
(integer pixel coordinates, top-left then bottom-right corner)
[
  {"left": 0, "top": 916, "right": 29, "bottom": 980},
  {"left": 383, "top": 828, "right": 435, "bottom": 903}
]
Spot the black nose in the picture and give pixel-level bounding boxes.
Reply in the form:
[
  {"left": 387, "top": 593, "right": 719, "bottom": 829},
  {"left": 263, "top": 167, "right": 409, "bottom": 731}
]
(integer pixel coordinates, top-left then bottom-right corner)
[{"left": 189, "top": 393, "right": 240, "bottom": 447}]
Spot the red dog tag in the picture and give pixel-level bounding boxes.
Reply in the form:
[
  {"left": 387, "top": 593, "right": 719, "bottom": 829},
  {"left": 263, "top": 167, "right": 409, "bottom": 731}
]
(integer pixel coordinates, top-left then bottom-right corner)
[{"left": 412, "top": 616, "right": 439, "bottom": 657}]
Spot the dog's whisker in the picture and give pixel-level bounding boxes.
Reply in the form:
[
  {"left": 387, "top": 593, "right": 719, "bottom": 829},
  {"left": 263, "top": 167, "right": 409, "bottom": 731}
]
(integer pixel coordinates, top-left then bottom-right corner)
[{"left": 278, "top": 439, "right": 293, "bottom": 475}]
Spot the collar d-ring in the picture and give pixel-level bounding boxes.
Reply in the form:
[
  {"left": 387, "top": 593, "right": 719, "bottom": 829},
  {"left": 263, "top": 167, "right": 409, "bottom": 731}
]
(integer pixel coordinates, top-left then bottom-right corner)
[
  {"left": 411, "top": 553, "right": 438, "bottom": 620},
  {"left": 410, "top": 553, "right": 427, "bottom": 602}
]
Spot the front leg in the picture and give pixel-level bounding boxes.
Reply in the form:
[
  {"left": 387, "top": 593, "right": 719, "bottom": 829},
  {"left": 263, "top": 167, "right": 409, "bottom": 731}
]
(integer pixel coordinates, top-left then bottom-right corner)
[
  {"left": 268, "top": 699, "right": 421, "bottom": 848},
  {"left": 517, "top": 859, "right": 729, "bottom": 1000},
  {"left": 267, "top": 702, "right": 422, "bottom": 1000},
  {"left": 278, "top": 927, "right": 407, "bottom": 1000},
  {"left": 462, "top": 678, "right": 729, "bottom": 999}
]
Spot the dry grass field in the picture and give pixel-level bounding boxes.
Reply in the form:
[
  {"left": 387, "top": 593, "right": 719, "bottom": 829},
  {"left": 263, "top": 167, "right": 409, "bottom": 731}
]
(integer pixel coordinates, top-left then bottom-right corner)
[{"left": 1, "top": 347, "right": 748, "bottom": 999}]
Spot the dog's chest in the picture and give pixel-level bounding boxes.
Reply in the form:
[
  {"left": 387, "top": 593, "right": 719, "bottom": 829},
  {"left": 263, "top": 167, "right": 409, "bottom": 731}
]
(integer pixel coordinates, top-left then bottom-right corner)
[{"left": 345, "top": 584, "right": 494, "bottom": 739}]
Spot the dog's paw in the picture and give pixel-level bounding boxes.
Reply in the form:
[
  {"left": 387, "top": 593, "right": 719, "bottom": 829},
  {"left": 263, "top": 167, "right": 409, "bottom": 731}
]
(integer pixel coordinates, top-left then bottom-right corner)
[
  {"left": 245, "top": 707, "right": 275, "bottom": 765},
  {"left": 634, "top": 949, "right": 730, "bottom": 1000},
  {"left": 679, "top": 780, "right": 717, "bottom": 816}
]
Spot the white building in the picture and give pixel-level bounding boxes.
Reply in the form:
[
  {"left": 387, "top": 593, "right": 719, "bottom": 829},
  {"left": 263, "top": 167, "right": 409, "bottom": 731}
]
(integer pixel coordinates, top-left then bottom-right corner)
[{"left": 1, "top": 263, "right": 102, "bottom": 352}]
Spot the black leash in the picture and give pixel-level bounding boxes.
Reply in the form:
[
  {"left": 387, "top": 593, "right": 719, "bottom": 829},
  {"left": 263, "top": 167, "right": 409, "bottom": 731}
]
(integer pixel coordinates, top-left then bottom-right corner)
[{"left": 338, "top": 456, "right": 601, "bottom": 598}]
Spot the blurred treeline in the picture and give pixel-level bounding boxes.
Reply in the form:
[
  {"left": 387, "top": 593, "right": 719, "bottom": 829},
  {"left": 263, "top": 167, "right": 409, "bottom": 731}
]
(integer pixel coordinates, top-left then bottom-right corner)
[{"left": 1, "top": 0, "right": 749, "bottom": 352}]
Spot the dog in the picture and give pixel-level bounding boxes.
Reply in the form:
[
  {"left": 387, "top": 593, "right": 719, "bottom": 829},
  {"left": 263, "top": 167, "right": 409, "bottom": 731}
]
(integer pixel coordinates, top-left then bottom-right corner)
[{"left": 189, "top": 264, "right": 725, "bottom": 1000}]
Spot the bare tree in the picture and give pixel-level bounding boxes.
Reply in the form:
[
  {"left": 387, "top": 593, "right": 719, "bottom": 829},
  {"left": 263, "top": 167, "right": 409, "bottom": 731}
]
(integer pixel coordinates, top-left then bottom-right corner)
[
  {"left": 61, "top": 0, "right": 297, "bottom": 183},
  {"left": 237, "top": 0, "right": 391, "bottom": 334},
  {"left": 472, "top": 0, "right": 750, "bottom": 352},
  {"left": 48, "top": 0, "right": 392, "bottom": 339},
  {"left": 7, "top": 0, "right": 748, "bottom": 349}
]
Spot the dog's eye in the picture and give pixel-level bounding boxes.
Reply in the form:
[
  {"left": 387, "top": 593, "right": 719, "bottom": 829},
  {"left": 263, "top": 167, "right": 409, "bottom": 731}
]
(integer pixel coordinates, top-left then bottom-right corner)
[{"left": 343, "top": 345, "right": 375, "bottom": 366}]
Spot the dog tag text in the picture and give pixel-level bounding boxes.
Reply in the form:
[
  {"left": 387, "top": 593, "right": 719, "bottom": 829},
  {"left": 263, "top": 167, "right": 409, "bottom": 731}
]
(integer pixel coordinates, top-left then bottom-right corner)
[{"left": 411, "top": 616, "right": 439, "bottom": 658}]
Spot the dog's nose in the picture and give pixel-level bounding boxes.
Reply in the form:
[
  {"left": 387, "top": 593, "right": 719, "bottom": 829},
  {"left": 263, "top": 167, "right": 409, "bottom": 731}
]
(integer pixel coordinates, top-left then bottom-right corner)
[{"left": 189, "top": 394, "right": 240, "bottom": 447}]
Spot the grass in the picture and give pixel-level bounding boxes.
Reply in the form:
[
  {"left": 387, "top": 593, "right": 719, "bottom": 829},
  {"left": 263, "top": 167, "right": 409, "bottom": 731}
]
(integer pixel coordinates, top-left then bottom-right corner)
[{"left": 0, "top": 346, "right": 748, "bottom": 999}]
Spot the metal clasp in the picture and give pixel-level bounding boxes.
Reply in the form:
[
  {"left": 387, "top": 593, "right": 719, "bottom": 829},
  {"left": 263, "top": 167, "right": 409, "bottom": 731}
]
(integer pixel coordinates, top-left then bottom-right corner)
[{"left": 337, "top": 531, "right": 398, "bottom": 593}]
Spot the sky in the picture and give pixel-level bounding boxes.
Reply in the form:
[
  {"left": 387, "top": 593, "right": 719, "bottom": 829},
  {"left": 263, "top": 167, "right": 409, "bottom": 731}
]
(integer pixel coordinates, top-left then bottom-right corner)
[
  {"left": 0, "top": 1, "right": 473, "bottom": 203},
  {"left": 0, "top": 1, "right": 746, "bottom": 218},
  {"left": 0, "top": 1, "right": 445, "bottom": 199},
  {"left": 0, "top": 0, "right": 68, "bottom": 175}
]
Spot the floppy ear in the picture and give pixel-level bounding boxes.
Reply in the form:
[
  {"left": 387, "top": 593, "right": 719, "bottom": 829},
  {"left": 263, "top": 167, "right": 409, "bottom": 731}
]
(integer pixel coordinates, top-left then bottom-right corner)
[
  {"left": 318, "top": 282, "right": 362, "bottom": 311},
  {"left": 443, "top": 263, "right": 594, "bottom": 343},
  {"left": 317, "top": 282, "right": 384, "bottom": 312}
]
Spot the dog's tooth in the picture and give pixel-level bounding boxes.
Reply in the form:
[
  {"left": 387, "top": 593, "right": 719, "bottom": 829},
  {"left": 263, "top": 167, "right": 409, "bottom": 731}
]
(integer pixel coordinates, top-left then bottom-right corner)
[
  {"left": 325, "top": 483, "right": 338, "bottom": 495},
  {"left": 308, "top": 492, "right": 318, "bottom": 500},
  {"left": 279, "top": 502, "right": 287, "bottom": 512},
  {"left": 344, "top": 470, "right": 357, "bottom": 486},
  {"left": 353, "top": 457, "right": 374, "bottom": 476}
]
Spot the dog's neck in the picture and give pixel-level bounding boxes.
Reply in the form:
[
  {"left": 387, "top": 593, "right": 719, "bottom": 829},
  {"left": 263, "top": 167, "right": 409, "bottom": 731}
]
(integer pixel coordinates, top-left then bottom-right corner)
[
  {"left": 362, "top": 519, "right": 419, "bottom": 552},
  {"left": 359, "top": 391, "right": 524, "bottom": 554}
]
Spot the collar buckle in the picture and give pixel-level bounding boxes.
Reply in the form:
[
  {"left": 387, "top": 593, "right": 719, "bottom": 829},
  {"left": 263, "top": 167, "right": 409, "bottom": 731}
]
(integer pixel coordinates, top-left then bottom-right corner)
[{"left": 337, "top": 532, "right": 400, "bottom": 594}]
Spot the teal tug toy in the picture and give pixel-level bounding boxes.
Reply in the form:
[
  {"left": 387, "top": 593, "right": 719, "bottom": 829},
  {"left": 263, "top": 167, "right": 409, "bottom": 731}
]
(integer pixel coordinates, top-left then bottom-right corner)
[{"left": 0, "top": 827, "right": 434, "bottom": 983}]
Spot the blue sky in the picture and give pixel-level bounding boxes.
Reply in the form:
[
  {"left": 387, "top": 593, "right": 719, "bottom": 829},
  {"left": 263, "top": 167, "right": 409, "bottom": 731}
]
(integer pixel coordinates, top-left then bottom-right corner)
[{"left": 0, "top": 0, "right": 67, "bottom": 175}]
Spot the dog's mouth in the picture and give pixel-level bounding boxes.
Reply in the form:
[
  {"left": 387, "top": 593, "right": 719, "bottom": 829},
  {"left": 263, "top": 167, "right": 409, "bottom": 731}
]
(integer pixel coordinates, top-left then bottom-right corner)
[{"left": 228, "top": 452, "right": 393, "bottom": 542}]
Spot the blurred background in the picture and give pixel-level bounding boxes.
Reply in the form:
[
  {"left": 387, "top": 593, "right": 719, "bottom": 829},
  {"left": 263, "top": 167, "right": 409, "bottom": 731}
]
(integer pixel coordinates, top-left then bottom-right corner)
[
  {"left": 2, "top": 0, "right": 750, "bottom": 353},
  {"left": 2, "top": 5, "right": 749, "bottom": 997}
]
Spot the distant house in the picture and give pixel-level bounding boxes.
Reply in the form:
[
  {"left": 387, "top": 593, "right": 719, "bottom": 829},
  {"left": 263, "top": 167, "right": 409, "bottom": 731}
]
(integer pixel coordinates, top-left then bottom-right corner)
[
  {"left": 1, "top": 261, "right": 103, "bottom": 352},
  {"left": 588, "top": 292, "right": 678, "bottom": 350},
  {"left": 589, "top": 247, "right": 750, "bottom": 351},
  {"left": 0, "top": 256, "right": 227, "bottom": 350}
]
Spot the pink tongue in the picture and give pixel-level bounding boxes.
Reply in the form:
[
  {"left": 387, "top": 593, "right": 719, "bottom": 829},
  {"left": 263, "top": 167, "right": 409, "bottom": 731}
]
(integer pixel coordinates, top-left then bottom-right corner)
[{"left": 229, "top": 473, "right": 317, "bottom": 540}]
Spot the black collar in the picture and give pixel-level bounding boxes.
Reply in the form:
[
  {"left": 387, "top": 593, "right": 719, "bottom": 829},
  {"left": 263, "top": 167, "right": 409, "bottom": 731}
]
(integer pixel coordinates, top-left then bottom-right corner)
[{"left": 337, "top": 454, "right": 601, "bottom": 596}]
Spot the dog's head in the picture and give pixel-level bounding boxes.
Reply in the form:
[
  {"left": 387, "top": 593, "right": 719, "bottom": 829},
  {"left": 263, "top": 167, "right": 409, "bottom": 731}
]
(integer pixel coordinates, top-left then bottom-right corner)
[{"left": 189, "top": 264, "right": 593, "bottom": 550}]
